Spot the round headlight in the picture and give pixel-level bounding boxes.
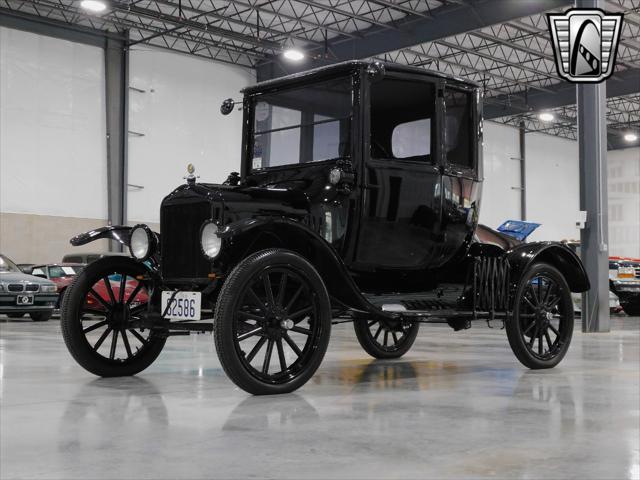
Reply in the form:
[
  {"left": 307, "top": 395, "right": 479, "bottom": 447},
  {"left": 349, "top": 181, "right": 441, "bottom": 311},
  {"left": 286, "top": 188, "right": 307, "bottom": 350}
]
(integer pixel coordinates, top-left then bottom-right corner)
[
  {"left": 129, "top": 225, "right": 153, "bottom": 260},
  {"left": 201, "top": 221, "right": 221, "bottom": 259}
]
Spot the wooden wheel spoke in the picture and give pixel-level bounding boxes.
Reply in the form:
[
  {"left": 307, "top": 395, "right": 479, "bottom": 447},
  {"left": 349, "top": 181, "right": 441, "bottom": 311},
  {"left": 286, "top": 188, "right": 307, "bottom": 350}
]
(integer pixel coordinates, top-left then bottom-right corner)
[
  {"left": 109, "top": 329, "right": 119, "bottom": 360},
  {"left": 129, "top": 303, "right": 148, "bottom": 317},
  {"left": 246, "top": 288, "right": 267, "bottom": 313},
  {"left": 391, "top": 331, "right": 399, "bottom": 344},
  {"left": 83, "top": 320, "right": 108, "bottom": 334},
  {"left": 121, "top": 329, "right": 133, "bottom": 358},
  {"left": 93, "top": 327, "right": 112, "bottom": 351},
  {"left": 528, "top": 325, "right": 538, "bottom": 348},
  {"left": 373, "top": 325, "right": 382, "bottom": 341},
  {"left": 89, "top": 288, "right": 112, "bottom": 311},
  {"left": 290, "top": 325, "right": 311, "bottom": 335},
  {"left": 528, "top": 283, "right": 540, "bottom": 306},
  {"left": 367, "top": 320, "right": 377, "bottom": 327},
  {"left": 82, "top": 308, "right": 107, "bottom": 317},
  {"left": 289, "top": 306, "right": 313, "bottom": 321},
  {"left": 245, "top": 336, "right": 267, "bottom": 363},
  {"left": 237, "top": 326, "right": 263, "bottom": 341},
  {"left": 125, "top": 281, "right": 144, "bottom": 307},
  {"left": 383, "top": 330, "right": 389, "bottom": 347},
  {"left": 103, "top": 277, "right": 117, "bottom": 305},
  {"left": 237, "top": 310, "right": 266, "bottom": 322},
  {"left": 548, "top": 324, "right": 560, "bottom": 337},
  {"left": 276, "top": 339, "right": 287, "bottom": 372},
  {"left": 282, "top": 332, "right": 302, "bottom": 356},
  {"left": 544, "top": 331, "right": 553, "bottom": 351},
  {"left": 128, "top": 329, "right": 148, "bottom": 345},
  {"left": 523, "top": 295, "right": 537, "bottom": 310},
  {"left": 262, "top": 339, "right": 274, "bottom": 374},
  {"left": 118, "top": 275, "right": 127, "bottom": 304},
  {"left": 284, "top": 285, "right": 304, "bottom": 313},
  {"left": 537, "top": 329, "right": 543, "bottom": 355},
  {"left": 262, "top": 273, "right": 275, "bottom": 308},
  {"left": 523, "top": 321, "right": 536, "bottom": 336},
  {"left": 276, "top": 273, "right": 288, "bottom": 308}
]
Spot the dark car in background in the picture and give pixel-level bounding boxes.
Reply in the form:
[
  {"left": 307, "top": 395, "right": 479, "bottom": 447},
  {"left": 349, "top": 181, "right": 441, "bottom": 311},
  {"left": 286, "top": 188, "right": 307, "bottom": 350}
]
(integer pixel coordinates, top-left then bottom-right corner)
[
  {"left": 0, "top": 254, "right": 58, "bottom": 321},
  {"left": 29, "top": 264, "right": 85, "bottom": 308}
]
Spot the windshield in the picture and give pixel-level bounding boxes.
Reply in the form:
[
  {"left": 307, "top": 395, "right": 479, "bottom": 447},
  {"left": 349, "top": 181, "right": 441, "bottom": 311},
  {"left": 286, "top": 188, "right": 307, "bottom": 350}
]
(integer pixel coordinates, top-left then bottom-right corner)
[
  {"left": 49, "top": 265, "right": 83, "bottom": 278},
  {"left": 0, "top": 255, "right": 20, "bottom": 273},
  {"left": 251, "top": 76, "right": 353, "bottom": 170}
]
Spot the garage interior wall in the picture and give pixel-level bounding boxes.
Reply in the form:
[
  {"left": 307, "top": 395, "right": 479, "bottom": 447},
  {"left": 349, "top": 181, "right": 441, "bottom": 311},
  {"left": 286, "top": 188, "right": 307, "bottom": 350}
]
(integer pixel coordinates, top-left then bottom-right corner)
[
  {"left": 608, "top": 147, "right": 640, "bottom": 258},
  {"left": 127, "top": 46, "right": 255, "bottom": 227},
  {"left": 0, "top": 26, "right": 109, "bottom": 263}
]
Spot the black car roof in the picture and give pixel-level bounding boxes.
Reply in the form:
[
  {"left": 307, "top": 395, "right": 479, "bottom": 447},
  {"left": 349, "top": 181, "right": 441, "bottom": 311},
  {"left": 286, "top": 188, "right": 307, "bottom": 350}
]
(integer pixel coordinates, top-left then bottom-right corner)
[{"left": 241, "top": 60, "right": 478, "bottom": 95}]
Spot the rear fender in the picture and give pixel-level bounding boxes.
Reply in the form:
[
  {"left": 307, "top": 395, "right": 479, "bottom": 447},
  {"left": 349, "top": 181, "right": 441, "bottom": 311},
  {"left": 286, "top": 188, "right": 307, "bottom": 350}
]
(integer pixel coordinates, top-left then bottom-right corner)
[
  {"left": 506, "top": 242, "right": 590, "bottom": 293},
  {"left": 219, "top": 218, "right": 391, "bottom": 319}
]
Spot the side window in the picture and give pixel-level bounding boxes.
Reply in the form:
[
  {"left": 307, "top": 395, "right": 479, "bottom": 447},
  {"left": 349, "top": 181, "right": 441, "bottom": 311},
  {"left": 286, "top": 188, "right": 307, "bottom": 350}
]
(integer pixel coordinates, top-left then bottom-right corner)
[
  {"left": 32, "top": 268, "right": 46, "bottom": 277},
  {"left": 445, "top": 89, "right": 473, "bottom": 169},
  {"left": 370, "top": 78, "right": 435, "bottom": 162}
]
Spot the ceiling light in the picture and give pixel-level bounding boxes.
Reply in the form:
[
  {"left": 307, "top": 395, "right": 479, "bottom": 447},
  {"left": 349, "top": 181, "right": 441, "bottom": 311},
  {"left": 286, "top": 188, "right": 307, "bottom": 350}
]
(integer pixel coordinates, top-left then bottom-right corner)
[
  {"left": 538, "top": 112, "right": 555, "bottom": 122},
  {"left": 623, "top": 132, "right": 638, "bottom": 143},
  {"left": 80, "top": 0, "right": 106, "bottom": 12},
  {"left": 283, "top": 49, "right": 305, "bottom": 61}
]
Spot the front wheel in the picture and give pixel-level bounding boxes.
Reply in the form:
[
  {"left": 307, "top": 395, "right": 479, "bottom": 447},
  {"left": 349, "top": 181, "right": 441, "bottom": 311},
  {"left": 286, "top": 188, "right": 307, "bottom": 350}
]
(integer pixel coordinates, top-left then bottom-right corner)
[
  {"left": 506, "top": 262, "right": 574, "bottom": 369},
  {"left": 214, "top": 249, "right": 332, "bottom": 395},
  {"left": 353, "top": 318, "right": 419, "bottom": 359},
  {"left": 61, "top": 256, "right": 166, "bottom": 377}
]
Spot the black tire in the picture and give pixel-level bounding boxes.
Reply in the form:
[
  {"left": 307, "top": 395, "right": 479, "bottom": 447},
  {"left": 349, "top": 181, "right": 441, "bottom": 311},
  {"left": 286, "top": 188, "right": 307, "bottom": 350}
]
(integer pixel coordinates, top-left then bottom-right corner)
[
  {"left": 56, "top": 288, "right": 66, "bottom": 309},
  {"left": 30, "top": 311, "right": 52, "bottom": 322},
  {"left": 61, "top": 256, "right": 166, "bottom": 377},
  {"left": 621, "top": 302, "right": 640, "bottom": 316},
  {"left": 214, "top": 249, "right": 331, "bottom": 395},
  {"left": 506, "top": 262, "right": 574, "bottom": 369},
  {"left": 6, "top": 313, "right": 25, "bottom": 318},
  {"left": 353, "top": 317, "right": 419, "bottom": 359}
]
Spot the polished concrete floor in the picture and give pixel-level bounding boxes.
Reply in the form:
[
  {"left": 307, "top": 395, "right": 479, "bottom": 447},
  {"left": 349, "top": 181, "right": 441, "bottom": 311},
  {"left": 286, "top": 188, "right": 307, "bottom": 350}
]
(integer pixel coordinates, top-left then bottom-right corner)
[{"left": 1, "top": 315, "right": 638, "bottom": 480}]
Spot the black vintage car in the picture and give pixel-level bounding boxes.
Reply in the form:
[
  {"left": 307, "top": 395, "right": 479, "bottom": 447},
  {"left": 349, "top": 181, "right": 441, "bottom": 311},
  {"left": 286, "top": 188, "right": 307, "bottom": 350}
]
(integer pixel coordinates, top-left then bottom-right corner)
[{"left": 61, "top": 61, "right": 589, "bottom": 395}]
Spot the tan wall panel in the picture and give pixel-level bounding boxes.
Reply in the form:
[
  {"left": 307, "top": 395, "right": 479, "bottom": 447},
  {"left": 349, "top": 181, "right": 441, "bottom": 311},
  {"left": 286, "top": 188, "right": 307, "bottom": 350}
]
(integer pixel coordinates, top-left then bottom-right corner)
[{"left": 0, "top": 213, "right": 111, "bottom": 264}]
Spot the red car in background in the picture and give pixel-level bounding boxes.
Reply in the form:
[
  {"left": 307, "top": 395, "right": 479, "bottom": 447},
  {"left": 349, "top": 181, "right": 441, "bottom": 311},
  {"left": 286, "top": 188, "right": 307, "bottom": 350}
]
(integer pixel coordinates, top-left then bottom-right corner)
[{"left": 29, "top": 264, "right": 147, "bottom": 310}]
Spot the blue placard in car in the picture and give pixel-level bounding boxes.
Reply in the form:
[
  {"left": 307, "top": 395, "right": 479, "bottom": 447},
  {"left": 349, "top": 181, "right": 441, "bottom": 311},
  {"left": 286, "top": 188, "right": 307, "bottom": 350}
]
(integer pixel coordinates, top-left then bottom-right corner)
[{"left": 497, "top": 220, "right": 541, "bottom": 241}]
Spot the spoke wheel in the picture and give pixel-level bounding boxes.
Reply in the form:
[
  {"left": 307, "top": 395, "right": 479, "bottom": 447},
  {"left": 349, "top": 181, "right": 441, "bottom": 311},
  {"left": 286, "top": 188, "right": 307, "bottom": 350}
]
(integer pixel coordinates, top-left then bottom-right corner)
[
  {"left": 354, "top": 318, "right": 419, "bottom": 359},
  {"left": 506, "top": 262, "right": 573, "bottom": 369},
  {"left": 61, "top": 257, "right": 165, "bottom": 377},
  {"left": 215, "top": 249, "right": 331, "bottom": 395}
]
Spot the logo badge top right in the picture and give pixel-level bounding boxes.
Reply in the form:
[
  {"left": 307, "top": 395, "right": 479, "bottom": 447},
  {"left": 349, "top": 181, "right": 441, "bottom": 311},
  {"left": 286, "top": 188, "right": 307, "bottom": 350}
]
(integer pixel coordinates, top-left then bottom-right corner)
[{"left": 548, "top": 8, "right": 624, "bottom": 83}]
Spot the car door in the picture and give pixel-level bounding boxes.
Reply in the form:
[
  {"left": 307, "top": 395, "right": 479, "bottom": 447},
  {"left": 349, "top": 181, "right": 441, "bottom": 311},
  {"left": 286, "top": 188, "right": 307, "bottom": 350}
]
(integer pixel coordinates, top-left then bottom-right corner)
[
  {"left": 438, "top": 85, "right": 482, "bottom": 264},
  {"left": 354, "top": 75, "right": 443, "bottom": 270}
]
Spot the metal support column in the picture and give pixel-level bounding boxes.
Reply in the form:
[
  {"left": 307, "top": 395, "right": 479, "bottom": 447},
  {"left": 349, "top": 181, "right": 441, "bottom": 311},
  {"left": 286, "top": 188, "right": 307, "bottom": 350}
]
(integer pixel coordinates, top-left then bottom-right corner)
[
  {"left": 519, "top": 121, "right": 527, "bottom": 220},
  {"left": 577, "top": 0, "right": 610, "bottom": 332},
  {"left": 105, "top": 34, "right": 129, "bottom": 251}
]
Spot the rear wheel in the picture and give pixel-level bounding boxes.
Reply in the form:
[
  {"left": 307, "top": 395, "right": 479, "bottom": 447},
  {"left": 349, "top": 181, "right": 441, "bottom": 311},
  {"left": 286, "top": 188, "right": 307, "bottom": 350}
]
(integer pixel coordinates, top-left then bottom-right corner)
[
  {"left": 354, "top": 318, "right": 419, "bottom": 359},
  {"left": 506, "top": 262, "right": 573, "bottom": 369},
  {"left": 61, "top": 256, "right": 165, "bottom": 377},
  {"left": 30, "top": 311, "right": 52, "bottom": 322},
  {"left": 214, "top": 249, "right": 331, "bottom": 395}
]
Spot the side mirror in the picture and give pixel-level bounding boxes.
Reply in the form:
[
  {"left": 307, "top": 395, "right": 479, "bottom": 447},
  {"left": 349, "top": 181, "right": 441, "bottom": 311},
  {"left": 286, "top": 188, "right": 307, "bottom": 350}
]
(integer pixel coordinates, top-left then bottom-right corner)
[
  {"left": 21, "top": 267, "right": 33, "bottom": 275},
  {"left": 220, "top": 98, "right": 236, "bottom": 115}
]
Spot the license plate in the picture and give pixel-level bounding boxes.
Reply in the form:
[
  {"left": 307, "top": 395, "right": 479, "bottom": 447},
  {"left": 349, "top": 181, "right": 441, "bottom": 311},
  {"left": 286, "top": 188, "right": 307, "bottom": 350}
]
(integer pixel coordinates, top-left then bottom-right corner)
[
  {"left": 16, "top": 295, "right": 34, "bottom": 306},
  {"left": 161, "top": 291, "right": 201, "bottom": 320}
]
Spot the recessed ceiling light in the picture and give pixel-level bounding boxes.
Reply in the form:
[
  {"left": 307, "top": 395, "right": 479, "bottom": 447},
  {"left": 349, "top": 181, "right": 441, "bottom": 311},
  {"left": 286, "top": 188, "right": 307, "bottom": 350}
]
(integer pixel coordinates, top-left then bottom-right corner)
[
  {"left": 283, "top": 49, "right": 305, "bottom": 61},
  {"left": 624, "top": 132, "right": 638, "bottom": 142},
  {"left": 538, "top": 112, "right": 555, "bottom": 122},
  {"left": 80, "top": 0, "right": 107, "bottom": 12}
]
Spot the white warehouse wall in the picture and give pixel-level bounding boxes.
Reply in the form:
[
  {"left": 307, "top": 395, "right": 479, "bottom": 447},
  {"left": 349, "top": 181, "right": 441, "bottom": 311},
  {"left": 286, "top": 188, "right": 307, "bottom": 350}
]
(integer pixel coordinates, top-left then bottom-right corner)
[
  {"left": 0, "top": 27, "right": 109, "bottom": 263},
  {"left": 127, "top": 46, "right": 255, "bottom": 225},
  {"left": 608, "top": 147, "right": 640, "bottom": 258}
]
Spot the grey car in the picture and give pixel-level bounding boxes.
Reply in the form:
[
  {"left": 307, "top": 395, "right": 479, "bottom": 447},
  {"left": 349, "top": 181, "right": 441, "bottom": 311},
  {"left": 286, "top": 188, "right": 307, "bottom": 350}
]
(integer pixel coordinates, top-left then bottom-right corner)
[{"left": 0, "top": 254, "right": 58, "bottom": 321}]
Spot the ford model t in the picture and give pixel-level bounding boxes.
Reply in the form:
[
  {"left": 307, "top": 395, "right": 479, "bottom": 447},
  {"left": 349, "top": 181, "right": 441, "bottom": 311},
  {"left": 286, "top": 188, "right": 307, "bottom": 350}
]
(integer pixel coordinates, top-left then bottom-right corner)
[{"left": 61, "top": 61, "right": 589, "bottom": 395}]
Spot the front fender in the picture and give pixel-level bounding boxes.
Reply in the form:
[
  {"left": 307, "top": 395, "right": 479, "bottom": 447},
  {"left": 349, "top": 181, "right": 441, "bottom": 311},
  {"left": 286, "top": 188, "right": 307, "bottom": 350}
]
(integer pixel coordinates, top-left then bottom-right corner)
[
  {"left": 506, "top": 241, "right": 590, "bottom": 293},
  {"left": 219, "top": 217, "right": 391, "bottom": 319},
  {"left": 70, "top": 225, "right": 132, "bottom": 247}
]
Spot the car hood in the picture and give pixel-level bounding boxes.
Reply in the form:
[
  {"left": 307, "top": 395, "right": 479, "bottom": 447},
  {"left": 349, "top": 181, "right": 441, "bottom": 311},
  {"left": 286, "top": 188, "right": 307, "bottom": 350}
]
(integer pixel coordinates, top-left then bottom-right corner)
[
  {"left": 0, "top": 272, "right": 55, "bottom": 285},
  {"left": 162, "top": 182, "right": 311, "bottom": 223}
]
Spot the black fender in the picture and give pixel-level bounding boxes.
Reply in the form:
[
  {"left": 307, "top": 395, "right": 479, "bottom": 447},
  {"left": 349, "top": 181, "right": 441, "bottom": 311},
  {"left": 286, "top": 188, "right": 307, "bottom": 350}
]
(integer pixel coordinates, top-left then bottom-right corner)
[
  {"left": 218, "top": 217, "right": 392, "bottom": 319},
  {"left": 505, "top": 241, "right": 590, "bottom": 293},
  {"left": 70, "top": 225, "right": 132, "bottom": 247}
]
